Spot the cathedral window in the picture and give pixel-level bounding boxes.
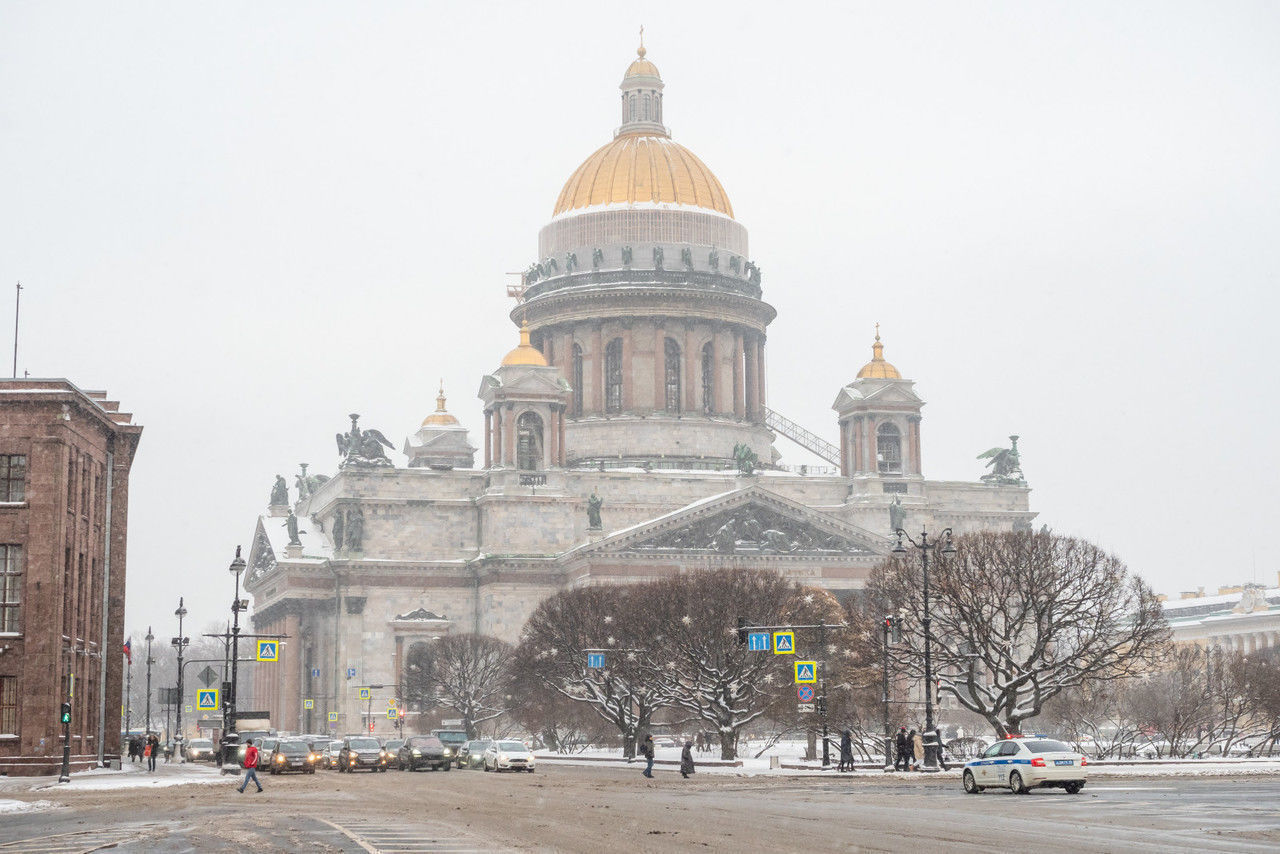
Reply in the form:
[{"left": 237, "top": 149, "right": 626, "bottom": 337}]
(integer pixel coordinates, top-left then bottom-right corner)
[
  {"left": 629, "top": 96, "right": 637, "bottom": 121},
  {"left": 643, "top": 93, "right": 651, "bottom": 120},
  {"left": 516, "top": 411, "right": 544, "bottom": 471},
  {"left": 664, "top": 338, "right": 681, "bottom": 412},
  {"left": 605, "top": 338, "right": 623, "bottom": 413},
  {"left": 877, "top": 423, "right": 902, "bottom": 474},
  {"left": 571, "top": 344, "right": 584, "bottom": 417},
  {"left": 701, "top": 342, "right": 715, "bottom": 414}
]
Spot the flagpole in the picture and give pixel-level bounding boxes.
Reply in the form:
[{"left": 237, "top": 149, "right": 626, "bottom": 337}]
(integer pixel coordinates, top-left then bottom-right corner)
[{"left": 12, "top": 282, "right": 21, "bottom": 378}]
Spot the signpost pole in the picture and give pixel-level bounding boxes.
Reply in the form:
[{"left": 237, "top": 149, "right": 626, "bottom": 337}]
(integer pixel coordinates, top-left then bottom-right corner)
[
  {"left": 819, "top": 622, "right": 829, "bottom": 768},
  {"left": 882, "top": 616, "right": 892, "bottom": 771}
]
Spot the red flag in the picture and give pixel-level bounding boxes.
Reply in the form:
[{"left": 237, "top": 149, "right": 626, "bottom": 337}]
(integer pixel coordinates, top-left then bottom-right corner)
[{"left": 123, "top": 638, "right": 132, "bottom": 664}]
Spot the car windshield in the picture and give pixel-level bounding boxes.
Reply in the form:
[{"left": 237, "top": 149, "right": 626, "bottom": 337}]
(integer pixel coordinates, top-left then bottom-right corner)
[
  {"left": 410, "top": 737, "right": 442, "bottom": 748},
  {"left": 348, "top": 738, "right": 380, "bottom": 749},
  {"left": 328, "top": 742, "right": 341, "bottom": 751},
  {"left": 279, "top": 742, "right": 309, "bottom": 755},
  {"left": 385, "top": 740, "right": 404, "bottom": 750},
  {"left": 1024, "top": 739, "right": 1072, "bottom": 753},
  {"left": 497, "top": 741, "right": 527, "bottom": 751},
  {"left": 191, "top": 740, "right": 212, "bottom": 748}
]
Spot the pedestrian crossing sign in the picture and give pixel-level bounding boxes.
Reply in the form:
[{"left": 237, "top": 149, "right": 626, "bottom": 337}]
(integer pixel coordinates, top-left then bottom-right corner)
[
  {"left": 328, "top": 712, "right": 338, "bottom": 722},
  {"left": 304, "top": 699, "right": 314, "bottom": 709},
  {"left": 386, "top": 709, "right": 396, "bottom": 720},
  {"left": 256, "top": 640, "right": 278, "bottom": 662},
  {"left": 358, "top": 687, "right": 370, "bottom": 700},
  {"left": 773, "top": 631, "right": 795, "bottom": 654},
  {"left": 196, "top": 689, "right": 219, "bottom": 711},
  {"left": 794, "top": 661, "right": 817, "bottom": 684}
]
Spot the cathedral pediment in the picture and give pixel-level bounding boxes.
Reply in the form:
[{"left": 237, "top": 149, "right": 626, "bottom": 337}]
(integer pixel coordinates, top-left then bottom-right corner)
[
  {"left": 860, "top": 382, "right": 921, "bottom": 405},
  {"left": 247, "top": 519, "right": 278, "bottom": 584},
  {"left": 573, "top": 485, "right": 885, "bottom": 558},
  {"left": 394, "top": 607, "right": 447, "bottom": 622}
]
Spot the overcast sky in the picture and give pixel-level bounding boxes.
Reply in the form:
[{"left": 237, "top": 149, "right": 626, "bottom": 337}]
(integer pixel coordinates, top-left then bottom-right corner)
[{"left": 2, "top": 1, "right": 1277, "bottom": 637}]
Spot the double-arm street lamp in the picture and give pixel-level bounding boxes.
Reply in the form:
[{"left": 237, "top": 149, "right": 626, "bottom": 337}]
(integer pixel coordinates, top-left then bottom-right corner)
[
  {"left": 893, "top": 526, "right": 955, "bottom": 772},
  {"left": 144, "top": 627, "right": 154, "bottom": 737},
  {"left": 171, "top": 598, "right": 189, "bottom": 761},
  {"left": 225, "top": 547, "right": 247, "bottom": 741}
]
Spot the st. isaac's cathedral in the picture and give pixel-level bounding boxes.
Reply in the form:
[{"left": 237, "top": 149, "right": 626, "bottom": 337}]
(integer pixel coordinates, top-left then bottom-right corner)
[{"left": 245, "top": 46, "right": 1035, "bottom": 733}]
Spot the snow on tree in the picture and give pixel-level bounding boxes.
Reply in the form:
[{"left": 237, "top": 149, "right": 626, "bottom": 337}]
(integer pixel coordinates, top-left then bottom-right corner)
[
  {"left": 402, "top": 633, "right": 513, "bottom": 739},
  {"left": 869, "top": 529, "right": 1168, "bottom": 737}
]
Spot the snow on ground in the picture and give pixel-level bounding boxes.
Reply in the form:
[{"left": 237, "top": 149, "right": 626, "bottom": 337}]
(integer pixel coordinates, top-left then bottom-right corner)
[
  {"left": 16, "top": 761, "right": 230, "bottom": 793},
  {"left": 0, "top": 799, "right": 57, "bottom": 814}
]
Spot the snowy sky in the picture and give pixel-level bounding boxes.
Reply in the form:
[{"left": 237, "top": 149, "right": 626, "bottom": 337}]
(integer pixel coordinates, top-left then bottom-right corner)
[{"left": 1, "top": 1, "right": 1276, "bottom": 636}]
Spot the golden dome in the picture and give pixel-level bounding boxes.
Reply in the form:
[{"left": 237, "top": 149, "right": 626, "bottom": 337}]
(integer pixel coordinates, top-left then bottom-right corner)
[
  {"left": 625, "top": 56, "right": 661, "bottom": 79},
  {"left": 856, "top": 325, "right": 902, "bottom": 379},
  {"left": 421, "top": 381, "right": 460, "bottom": 427},
  {"left": 501, "top": 321, "right": 549, "bottom": 367},
  {"left": 553, "top": 133, "right": 734, "bottom": 217}
]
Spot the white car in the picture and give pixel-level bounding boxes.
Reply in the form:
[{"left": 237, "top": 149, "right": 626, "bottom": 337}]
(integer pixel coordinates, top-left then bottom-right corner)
[
  {"left": 483, "top": 739, "right": 536, "bottom": 773},
  {"left": 963, "top": 736, "right": 1088, "bottom": 795}
]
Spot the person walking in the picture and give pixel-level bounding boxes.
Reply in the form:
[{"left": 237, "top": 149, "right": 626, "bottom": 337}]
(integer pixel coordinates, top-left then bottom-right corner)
[
  {"left": 640, "top": 734, "right": 655, "bottom": 779},
  {"left": 680, "top": 740, "right": 696, "bottom": 779},
  {"left": 839, "top": 729, "right": 853, "bottom": 772},
  {"left": 237, "top": 738, "right": 263, "bottom": 793},
  {"left": 894, "top": 726, "right": 909, "bottom": 771},
  {"left": 910, "top": 729, "right": 924, "bottom": 771},
  {"left": 146, "top": 733, "right": 159, "bottom": 772},
  {"left": 929, "top": 725, "right": 949, "bottom": 771}
]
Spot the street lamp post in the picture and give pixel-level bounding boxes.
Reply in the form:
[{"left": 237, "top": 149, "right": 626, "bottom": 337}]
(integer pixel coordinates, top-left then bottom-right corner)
[
  {"left": 227, "top": 546, "right": 246, "bottom": 743},
  {"left": 893, "top": 526, "right": 955, "bottom": 772},
  {"left": 171, "top": 598, "right": 189, "bottom": 762},
  {"left": 144, "top": 627, "right": 154, "bottom": 739}
]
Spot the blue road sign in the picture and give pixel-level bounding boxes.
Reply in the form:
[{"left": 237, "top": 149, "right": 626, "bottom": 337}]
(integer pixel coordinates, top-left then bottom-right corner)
[
  {"left": 358, "top": 687, "right": 371, "bottom": 700},
  {"left": 773, "top": 631, "right": 795, "bottom": 654},
  {"left": 196, "top": 689, "right": 219, "bottom": 711},
  {"left": 587, "top": 652, "right": 606, "bottom": 669},
  {"left": 347, "top": 667, "right": 357, "bottom": 679},
  {"left": 256, "top": 640, "right": 278, "bottom": 662},
  {"left": 794, "top": 661, "right": 817, "bottom": 684},
  {"left": 328, "top": 712, "right": 338, "bottom": 722},
  {"left": 311, "top": 668, "right": 320, "bottom": 678},
  {"left": 304, "top": 699, "right": 314, "bottom": 710},
  {"left": 747, "top": 632, "right": 770, "bottom": 652}
]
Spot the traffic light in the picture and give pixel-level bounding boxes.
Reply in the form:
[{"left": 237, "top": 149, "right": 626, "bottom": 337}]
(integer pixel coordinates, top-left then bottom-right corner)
[
  {"left": 368, "top": 722, "right": 375, "bottom": 733},
  {"left": 60, "top": 702, "right": 71, "bottom": 724},
  {"left": 816, "top": 696, "right": 827, "bottom": 715},
  {"left": 884, "top": 616, "right": 901, "bottom": 645},
  {"left": 736, "top": 616, "right": 748, "bottom": 645}
]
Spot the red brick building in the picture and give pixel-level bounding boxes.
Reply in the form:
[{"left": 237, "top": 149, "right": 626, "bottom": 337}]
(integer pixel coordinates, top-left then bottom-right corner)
[{"left": 0, "top": 380, "right": 141, "bottom": 775}]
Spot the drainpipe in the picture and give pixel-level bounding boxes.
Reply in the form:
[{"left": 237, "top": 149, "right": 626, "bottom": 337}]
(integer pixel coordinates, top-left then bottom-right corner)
[
  {"left": 96, "top": 443, "right": 114, "bottom": 767},
  {"left": 326, "top": 564, "right": 341, "bottom": 726}
]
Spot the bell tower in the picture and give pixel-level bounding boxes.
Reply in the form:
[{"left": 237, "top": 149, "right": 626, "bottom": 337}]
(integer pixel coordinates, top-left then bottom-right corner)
[{"left": 832, "top": 328, "right": 924, "bottom": 479}]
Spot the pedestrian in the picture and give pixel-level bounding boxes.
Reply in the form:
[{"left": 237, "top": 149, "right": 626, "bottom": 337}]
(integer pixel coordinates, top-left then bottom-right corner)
[
  {"left": 640, "top": 734, "right": 655, "bottom": 779},
  {"left": 910, "top": 729, "right": 924, "bottom": 771},
  {"left": 236, "top": 738, "right": 263, "bottom": 793},
  {"left": 894, "top": 726, "right": 909, "bottom": 771},
  {"left": 930, "top": 725, "right": 949, "bottom": 771},
  {"left": 839, "top": 729, "right": 853, "bottom": 772},
  {"left": 680, "top": 740, "right": 696, "bottom": 778},
  {"left": 146, "top": 732, "right": 159, "bottom": 772}
]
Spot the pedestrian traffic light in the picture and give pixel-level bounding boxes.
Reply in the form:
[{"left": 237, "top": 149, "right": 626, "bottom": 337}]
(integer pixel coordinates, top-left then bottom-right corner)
[
  {"left": 60, "top": 702, "right": 71, "bottom": 724},
  {"left": 369, "top": 722, "right": 375, "bottom": 733},
  {"left": 886, "top": 617, "right": 901, "bottom": 645},
  {"left": 736, "top": 616, "right": 748, "bottom": 645}
]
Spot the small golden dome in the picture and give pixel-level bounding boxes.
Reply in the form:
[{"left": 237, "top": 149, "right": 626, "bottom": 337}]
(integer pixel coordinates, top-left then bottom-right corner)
[
  {"left": 553, "top": 133, "right": 733, "bottom": 217},
  {"left": 625, "top": 56, "right": 661, "bottom": 79},
  {"left": 856, "top": 325, "right": 902, "bottom": 379},
  {"left": 421, "top": 380, "right": 460, "bottom": 427},
  {"left": 501, "top": 321, "right": 549, "bottom": 367}
]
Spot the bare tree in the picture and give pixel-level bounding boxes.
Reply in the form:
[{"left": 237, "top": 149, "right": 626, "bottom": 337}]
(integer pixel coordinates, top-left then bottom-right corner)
[
  {"left": 870, "top": 530, "right": 1169, "bottom": 737},
  {"left": 402, "top": 634, "right": 512, "bottom": 738},
  {"left": 515, "top": 586, "right": 670, "bottom": 758}
]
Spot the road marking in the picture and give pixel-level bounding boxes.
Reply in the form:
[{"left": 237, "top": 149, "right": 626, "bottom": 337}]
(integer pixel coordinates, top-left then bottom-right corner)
[
  {"left": 1086, "top": 786, "right": 1175, "bottom": 791},
  {"left": 0, "top": 823, "right": 168, "bottom": 852},
  {"left": 320, "top": 817, "right": 512, "bottom": 853}
]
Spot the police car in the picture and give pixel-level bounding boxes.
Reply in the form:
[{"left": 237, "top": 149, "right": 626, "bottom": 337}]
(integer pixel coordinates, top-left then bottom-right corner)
[{"left": 962, "top": 735, "right": 1088, "bottom": 795}]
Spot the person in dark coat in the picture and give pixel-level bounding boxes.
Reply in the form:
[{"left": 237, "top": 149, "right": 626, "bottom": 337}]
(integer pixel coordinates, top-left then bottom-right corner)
[
  {"left": 680, "top": 741, "right": 695, "bottom": 778},
  {"left": 128, "top": 735, "right": 142, "bottom": 763},
  {"left": 839, "top": 729, "right": 853, "bottom": 772},
  {"left": 894, "top": 726, "right": 910, "bottom": 771},
  {"left": 146, "top": 733, "right": 160, "bottom": 772},
  {"left": 640, "top": 734, "right": 656, "bottom": 778}
]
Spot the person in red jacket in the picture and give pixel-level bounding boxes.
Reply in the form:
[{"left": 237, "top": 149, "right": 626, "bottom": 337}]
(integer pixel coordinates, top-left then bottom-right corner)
[{"left": 237, "top": 739, "right": 263, "bottom": 793}]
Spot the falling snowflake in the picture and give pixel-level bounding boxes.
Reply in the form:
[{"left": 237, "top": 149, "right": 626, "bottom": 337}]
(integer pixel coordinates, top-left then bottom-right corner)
[
  {"left": 804, "top": 593, "right": 815, "bottom": 604},
  {"left": 682, "top": 615, "right": 692, "bottom": 626},
  {"left": 603, "top": 615, "right": 613, "bottom": 624},
  {"left": 827, "top": 644, "right": 838, "bottom": 655},
  {"left": 607, "top": 636, "right": 616, "bottom": 646},
  {"left": 762, "top": 673, "right": 774, "bottom": 684}
]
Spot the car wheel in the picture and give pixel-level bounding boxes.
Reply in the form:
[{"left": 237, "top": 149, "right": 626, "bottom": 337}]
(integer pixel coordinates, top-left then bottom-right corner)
[
  {"left": 963, "top": 771, "right": 981, "bottom": 794},
  {"left": 380, "top": 766, "right": 387, "bottom": 773},
  {"left": 443, "top": 764, "right": 451, "bottom": 772},
  {"left": 1009, "top": 771, "right": 1028, "bottom": 795},
  {"left": 1065, "top": 782, "right": 1083, "bottom": 795},
  {"left": 528, "top": 768, "right": 535, "bottom": 773}
]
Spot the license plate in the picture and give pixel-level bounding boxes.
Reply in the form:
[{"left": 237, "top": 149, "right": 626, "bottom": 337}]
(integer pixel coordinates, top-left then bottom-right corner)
[{"left": 1054, "top": 759, "right": 1073, "bottom": 766}]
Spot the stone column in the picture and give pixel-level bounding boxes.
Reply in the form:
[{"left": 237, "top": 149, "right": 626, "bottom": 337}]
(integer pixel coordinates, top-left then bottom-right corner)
[
  {"left": 710, "top": 331, "right": 722, "bottom": 415},
  {"left": 839, "top": 420, "right": 849, "bottom": 477},
  {"left": 592, "top": 324, "right": 604, "bottom": 413},
  {"left": 756, "top": 337, "right": 767, "bottom": 413},
  {"left": 653, "top": 322, "right": 665, "bottom": 411},
  {"left": 622, "top": 326, "right": 634, "bottom": 410},
  {"left": 863, "top": 416, "right": 875, "bottom": 473},
  {"left": 732, "top": 331, "right": 745, "bottom": 418},
  {"left": 483, "top": 411, "right": 492, "bottom": 469},
  {"left": 491, "top": 409, "right": 502, "bottom": 468},
  {"left": 284, "top": 611, "right": 302, "bottom": 732},
  {"left": 504, "top": 404, "right": 516, "bottom": 467},
  {"left": 685, "top": 326, "right": 697, "bottom": 413},
  {"left": 908, "top": 416, "right": 922, "bottom": 475},
  {"left": 744, "top": 334, "right": 758, "bottom": 420}
]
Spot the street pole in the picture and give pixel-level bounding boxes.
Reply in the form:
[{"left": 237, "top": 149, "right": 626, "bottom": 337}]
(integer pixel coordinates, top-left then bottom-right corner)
[
  {"left": 819, "top": 622, "right": 829, "bottom": 768},
  {"left": 12, "top": 282, "right": 21, "bottom": 378},
  {"left": 229, "top": 547, "right": 246, "bottom": 740},
  {"left": 144, "top": 627, "right": 154, "bottom": 738},
  {"left": 124, "top": 655, "right": 132, "bottom": 737},
  {"left": 882, "top": 615, "right": 892, "bottom": 771},
  {"left": 172, "top": 598, "right": 188, "bottom": 761},
  {"left": 893, "top": 527, "right": 954, "bottom": 773}
]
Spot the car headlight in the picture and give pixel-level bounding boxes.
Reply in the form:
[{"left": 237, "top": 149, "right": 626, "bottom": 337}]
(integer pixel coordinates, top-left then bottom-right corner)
[
  {"left": 443, "top": 748, "right": 451, "bottom": 756},
  {"left": 412, "top": 749, "right": 421, "bottom": 756},
  {"left": 499, "top": 753, "right": 508, "bottom": 761},
  {"left": 380, "top": 750, "right": 387, "bottom": 758},
  {"left": 275, "top": 755, "right": 285, "bottom": 763}
]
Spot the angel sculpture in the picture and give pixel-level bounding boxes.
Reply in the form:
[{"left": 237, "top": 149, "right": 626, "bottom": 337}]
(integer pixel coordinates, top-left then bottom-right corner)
[
  {"left": 336, "top": 413, "right": 395, "bottom": 468},
  {"left": 977, "top": 435, "right": 1025, "bottom": 485}
]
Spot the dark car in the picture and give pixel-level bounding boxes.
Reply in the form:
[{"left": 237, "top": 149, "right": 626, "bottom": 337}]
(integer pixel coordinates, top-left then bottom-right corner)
[
  {"left": 269, "top": 739, "right": 318, "bottom": 774},
  {"left": 456, "top": 740, "right": 492, "bottom": 770},
  {"left": 383, "top": 739, "right": 405, "bottom": 769},
  {"left": 339, "top": 736, "right": 388, "bottom": 772},
  {"left": 397, "top": 736, "right": 451, "bottom": 771}
]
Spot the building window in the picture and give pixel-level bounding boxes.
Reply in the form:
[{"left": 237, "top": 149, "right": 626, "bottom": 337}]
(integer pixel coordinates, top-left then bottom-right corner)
[
  {"left": 643, "top": 93, "right": 651, "bottom": 120},
  {"left": 0, "top": 545, "right": 21, "bottom": 634},
  {"left": 877, "top": 423, "right": 902, "bottom": 474},
  {"left": 67, "top": 454, "right": 76, "bottom": 509},
  {"left": 0, "top": 675, "right": 15, "bottom": 733},
  {"left": 664, "top": 338, "right": 682, "bottom": 412},
  {"left": 605, "top": 338, "right": 623, "bottom": 413},
  {"left": 701, "top": 342, "right": 715, "bottom": 414},
  {"left": 0, "top": 455, "right": 25, "bottom": 502},
  {"left": 571, "top": 344, "right": 584, "bottom": 418},
  {"left": 516, "top": 412, "right": 544, "bottom": 471}
]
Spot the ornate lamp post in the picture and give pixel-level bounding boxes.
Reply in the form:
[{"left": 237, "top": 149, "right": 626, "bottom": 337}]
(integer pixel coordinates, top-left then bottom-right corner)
[
  {"left": 227, "top": 547, "right": 246, "bottom": 740},
  {"left": 144, "top": 627, "right": 154, "bottom": 737},
  {"left": 893, "top": 526, "right": 955, "bottom": 772},
  {"left": 171, "top": 598, "right": 189, "bottom": 761}
]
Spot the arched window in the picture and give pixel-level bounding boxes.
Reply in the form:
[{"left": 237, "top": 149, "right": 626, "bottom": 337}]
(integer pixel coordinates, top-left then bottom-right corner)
[
  {"left": 629, "top": 96, "right": 637, "bottom": 121},
  {"left": 516, "top": 411, "right": 544, "bottom": 471},
  {"left": 701, "top": 342, "right": 715, "bottom": 414},
  {"left": 643, "top": 93, "right": 651, "bottom": 120},
  {"left": 877, "top": 423, "right": 902, "bottom": 474},
  {"left": 664, "top": 338, "right": 682, "bottom": 412},
  {"left": 571, "top": 343, "right": 584, "bottom": 418},
  {"left": 605, "top": 338, "right": 623, "bottom": 413}
]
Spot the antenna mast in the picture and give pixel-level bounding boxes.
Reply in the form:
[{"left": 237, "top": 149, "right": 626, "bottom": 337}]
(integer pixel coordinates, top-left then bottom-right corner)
[{"left": 12, "top": 282, "right": 21, "bottom": 379}]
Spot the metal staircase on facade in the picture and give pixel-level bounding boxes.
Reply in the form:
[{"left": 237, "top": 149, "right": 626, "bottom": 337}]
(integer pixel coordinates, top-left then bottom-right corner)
[{"left": 763, "top": 407, "right": 842, "bottom": 467}]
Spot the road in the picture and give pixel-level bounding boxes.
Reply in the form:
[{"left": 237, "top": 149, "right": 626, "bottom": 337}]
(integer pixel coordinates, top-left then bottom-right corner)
[{"left": 2, "top": 763, "right": 1279, "bottom": 853}]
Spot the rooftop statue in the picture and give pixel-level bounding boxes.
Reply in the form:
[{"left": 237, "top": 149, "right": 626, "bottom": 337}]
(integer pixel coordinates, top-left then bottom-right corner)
[
  {"left": 295, "top": 462, "right": 329, "bottom": 500},
  {"left": 978, "top": 435, "right": 1026, "bottom": 486},
  {"left": 336, "top": 413, "right": 395, "bottom": 468},
  {"left": 587, "top": 491, "right": 603, "bottom": 530},
  {"left": 283, "top": 510, "right": 302, "bottom": 546},
  {"left": 733, "top": 443, "right": 758, "bottom": 476},
  {"left": 269, "top": 475, "right": 288, "bottom": 506},
  {"left": 889, "top": 493, "right": 905, "bottom": 534}
]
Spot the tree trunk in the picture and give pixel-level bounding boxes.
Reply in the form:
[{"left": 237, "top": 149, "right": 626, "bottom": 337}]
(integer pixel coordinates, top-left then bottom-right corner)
[
  {"left": 719, "top": 727, "right": 737, "bottom": 761},
  {"left": 805, "top": 729, "right": 817, "bottom": 761}
]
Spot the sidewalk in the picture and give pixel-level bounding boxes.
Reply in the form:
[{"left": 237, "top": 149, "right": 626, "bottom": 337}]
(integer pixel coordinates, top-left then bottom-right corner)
[{"left": 4, "top": 758, "right": 227, "bottom": 793}]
